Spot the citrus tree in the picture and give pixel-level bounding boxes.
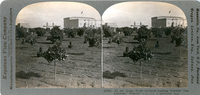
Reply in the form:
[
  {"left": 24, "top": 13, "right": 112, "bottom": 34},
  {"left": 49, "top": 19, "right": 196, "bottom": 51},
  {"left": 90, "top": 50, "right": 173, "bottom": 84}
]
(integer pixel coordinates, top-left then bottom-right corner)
[
  {"left": 102, "top": 25, "right": 115, "bottom": 38},
  {"left": 122, "top": 27, "right": 133, "bottom": 36},
  {"left": 35, "top": 27, "right": 46, "bottom": 36},
  {"left": 84, "top": 28, "right": 101, "bottom": 47},
  {"left": 43, "top": 43, "right": 68, "bottom": 81},
  {"left": 24, "top": 33, "right": 37, "bottom": 45},
  {"left": 16, "top": 24, "right": 30, "bottom": 38},
  {"left": 16, "top": 24, "right": 37, "bottom": 45},
  {"left": 128, "top": 25, "right": 153, "bottom": 80},
  {"left": 47, "top": 26, "right": 63, "bottom": 44},
  {"left": 63, "top": 28, "right": 77, "bottom": 38},
  {"left": 77, "top": 28, "right": 85, "bottom": 37},
  {"left": 128, "top": 44, "right": 154, "bottom": 80},
  {"left": 164, "top": 27, "right": 172, "bottom": 36},
  {"left": 136, "top": 25, "right": 151, "bottom": 46},
  {"left": 171, "top": 27, "right": 186, "bottom": 47}
]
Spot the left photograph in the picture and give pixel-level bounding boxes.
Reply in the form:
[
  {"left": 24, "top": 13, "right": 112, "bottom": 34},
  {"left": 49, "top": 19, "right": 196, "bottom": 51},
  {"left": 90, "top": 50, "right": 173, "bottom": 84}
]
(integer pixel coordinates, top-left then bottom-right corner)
[{"left": 15, "top": 2, "right": 102, "bottom": 88}]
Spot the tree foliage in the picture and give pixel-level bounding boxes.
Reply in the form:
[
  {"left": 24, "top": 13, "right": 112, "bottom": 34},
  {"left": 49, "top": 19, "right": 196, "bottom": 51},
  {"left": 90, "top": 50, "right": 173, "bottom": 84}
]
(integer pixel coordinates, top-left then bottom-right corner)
[
  {"left": 164, "top": 27, "right": 172, "bottom": 36},
  {"left": 171, "top": 27, "right": 186, "bottom": 47},
  {"left": 128, "top": 45, "right": 154, "bottom": 63},
  {"left": 16, "top": 24, "right": 30, "bottom": 38},
  {"left": 121, "top": 27, "right": 134, "bottom": 36},
  {"left": 47, "top": 26, "right": 63, "bottom": 43},
  {"left": 43, "top": 44, "right": 68, "bottom": 63},
  {"left": 102, "top": 25, "right": 115, "bottom": 38},
  {"left": 111, "top": 32, "right": 124, "bottom": 44},
  {"left": 24, "top": 33, "right": 37, "bottom": 45},
  {"left": 35, "top": 27, "right": 46, "bottom": 36},
  {"left": 150, "top": 27, "right": 163, "bottom": 37},
  {"left": 136, "top": 25, "right": 151, "bottom": 45},
  {"left": 84, "top": 28, "right": 101, "bottom": 47},
  {"left": 77, "top": 28, "right": 85, "bottom": 37},
  {"left": 63, "top": 28, "right": 77, "bottom": 38}
]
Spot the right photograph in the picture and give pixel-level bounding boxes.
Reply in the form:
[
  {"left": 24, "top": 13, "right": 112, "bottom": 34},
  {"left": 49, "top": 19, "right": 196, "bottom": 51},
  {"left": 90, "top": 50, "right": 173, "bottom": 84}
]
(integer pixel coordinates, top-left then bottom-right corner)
[{"left": 102, "top": 2, "right": 188, "bottom": 88}]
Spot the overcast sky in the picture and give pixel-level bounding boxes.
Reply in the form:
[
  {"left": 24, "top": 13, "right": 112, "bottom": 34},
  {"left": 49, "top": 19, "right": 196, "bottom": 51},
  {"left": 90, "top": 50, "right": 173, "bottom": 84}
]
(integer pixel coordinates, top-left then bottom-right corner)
[
  {"left": 16, "top": 2, "right": 101, "bottom": 28},
  {"left": 102, "top": 2, "right": 187, "bottom": 27},
  {"left": 16, "top": 2, "right": 187, "bottom": 28}
]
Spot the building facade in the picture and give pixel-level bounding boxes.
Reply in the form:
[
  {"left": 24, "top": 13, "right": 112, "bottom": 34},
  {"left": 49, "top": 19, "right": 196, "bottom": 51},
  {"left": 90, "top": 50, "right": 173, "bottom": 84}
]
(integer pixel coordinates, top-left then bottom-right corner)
[
  {"left": 130, "top": 22, "right": 147, "bottom": 28},
  {"left": 64, "top": 17, "right": 101, "bottom": 28},
  {"left": 151, "top": 16, "right": 187, "bottom": 28}
]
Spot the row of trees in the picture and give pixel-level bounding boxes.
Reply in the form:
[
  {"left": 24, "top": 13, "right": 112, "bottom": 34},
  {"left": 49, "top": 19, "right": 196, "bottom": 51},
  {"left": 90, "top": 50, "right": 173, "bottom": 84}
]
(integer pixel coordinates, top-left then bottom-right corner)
[
  {"left": 16, "top": 24, "right": 187, "bottom": 47},
  {"left": 16, "top": 24, "right": 101, "bottom": 46},
  {"left": 46, "top": 26, "right": 102, "bottom": 47},
  {"left": 102, "top": 25, "right": 137, "bottom": 38},
  {"left": 102, "top": 25, "right": 187, "bottom": 81},
  {"left": 102, "top": 24, "right": 187, "bottom": 47},
  {"left": 16, "top": 24, "right": 47, "bottom": 38},
  {"left": 149, "top": 26, "right": 187, "bottom": 47}
]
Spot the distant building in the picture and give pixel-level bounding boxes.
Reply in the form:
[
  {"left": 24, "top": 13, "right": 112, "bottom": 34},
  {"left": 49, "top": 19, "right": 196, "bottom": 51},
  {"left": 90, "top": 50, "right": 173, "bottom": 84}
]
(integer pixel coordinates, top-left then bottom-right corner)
[
  {"left": 151, "top": 16, "right": 187, "bottom": 28},
  {"left": 63, "top": 17, "right": 101, "bottom": 28},
  {"left": 18, "top": 23, "right": 30, "bottom": 28},
  {"left": 103, "top": 23, "right": 117, "bottom": 32},
  {"left": 105, "top": 22, "right": 117, "bottom": 28},
  {"left": 43, "top": 22, "right": 55, "bottom": 29},
  {"left": 130, "top": 22, "right": 147, "bottom": 28},
  {"left": 17, "top": 23, "right": 30, "bottom": 33}
]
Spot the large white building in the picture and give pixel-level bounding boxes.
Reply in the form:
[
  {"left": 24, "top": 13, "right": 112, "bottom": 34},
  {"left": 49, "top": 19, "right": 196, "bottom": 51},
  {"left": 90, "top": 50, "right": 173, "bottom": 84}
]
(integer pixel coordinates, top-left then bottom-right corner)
[
  {"left": 64, "top": 17, "right": 101, "bottom": 28},
  {"left": 151, "top": 16, "right": 187, "bottom": 28}
]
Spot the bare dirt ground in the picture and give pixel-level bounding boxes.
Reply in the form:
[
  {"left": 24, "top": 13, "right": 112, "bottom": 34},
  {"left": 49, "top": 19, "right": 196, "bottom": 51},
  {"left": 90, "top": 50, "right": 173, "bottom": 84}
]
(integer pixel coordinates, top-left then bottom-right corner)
[
  {"left": 16, "top": 32, "right": 188, "bottom": 88},
  {"left": 16, "top": 33, "right": 102, "bottom": 88},
  {"left": 103, "top": 34, "right": 188, "bottom": 88}
]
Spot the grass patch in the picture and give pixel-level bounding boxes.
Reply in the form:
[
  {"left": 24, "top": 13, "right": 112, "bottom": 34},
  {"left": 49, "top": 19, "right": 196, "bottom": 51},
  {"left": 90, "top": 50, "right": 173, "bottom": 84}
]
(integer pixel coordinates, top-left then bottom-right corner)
[
  {"left": 152, "top": 52, "right": 171, "bottom": 55},
  {"left": 103, "top": 46, "right": 115, "bottom": 48},
  {"left": 67, "top": 53, "right": 85, "bottom": 55},
  {"left": 16, "top": 71, "right": 41, "bottom": 79},
  {"left": 16, "top": 47, "right": 29, "bottom": 49},
  {"left": 37, "top": 42, "right": 53, "bottom": 44},
  {"left": 103, "top": 70, "right": 127, "bottom": 79}
]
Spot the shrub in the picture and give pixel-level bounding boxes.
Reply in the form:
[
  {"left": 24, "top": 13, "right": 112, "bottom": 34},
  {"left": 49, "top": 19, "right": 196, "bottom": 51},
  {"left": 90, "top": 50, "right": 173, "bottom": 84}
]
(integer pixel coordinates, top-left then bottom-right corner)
[
  {"left": 16, "top": 24, "right": 30, "bottom": 38},
  {"left": 170, "top": 27, "right": 186, "bottom": 47},
  {"left": 112, "top": 32, "right": 123, "bottom": 44},
  {"left": 35, "top": 27, "right": 46, "bottom": 36},
  {"left": 122, "top": 27, "right": 133, "bottom": 36},
  {"left": 84, "top": 28, "right": 101, "bottom": 47},
  {"left": 128, "top": 45, "right": 153, "bottom": 63},
  {"left": 64, "top": 28, "right": 76, "bottom": 38},
  {"left": 102, "top": 25, "right": 115, "bottom": 38},
  {"left": 47, "top": 26, "right": 63, "bottom": 43},
  {"left": 43, "top": 44, "right": 68, "bottom": 63},
  {"left": 164, "top": 27, "right": 172, "bottom": 36},
  {"left": 136, "top": 25, "right": 151, "bottom": 45},
  {"left": 25, "top": 33, "right": 37, "bottom": 45},
  {"left": 77, "top": 28, "right": 85, "bottom": 37}
]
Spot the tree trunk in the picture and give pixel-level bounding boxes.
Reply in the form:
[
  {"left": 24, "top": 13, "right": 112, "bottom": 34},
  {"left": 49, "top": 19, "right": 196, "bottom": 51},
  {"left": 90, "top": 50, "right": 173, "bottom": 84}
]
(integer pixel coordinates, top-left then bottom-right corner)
[
  {"left": 140, "top": 60, "right": 142, "bottom": 80},
  {"left": 139, "top": 60, "right": 143, "bottom": 86},
  {"left": 54, "top": 61, "right": 57, "bottom": 82}
]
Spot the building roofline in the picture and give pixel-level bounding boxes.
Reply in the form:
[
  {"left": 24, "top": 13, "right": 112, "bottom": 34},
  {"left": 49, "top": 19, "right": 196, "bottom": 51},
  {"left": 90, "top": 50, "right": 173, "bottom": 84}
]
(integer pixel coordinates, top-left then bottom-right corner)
[
  {"left": 64, "top": 16, "right": 97, "bottom": 20},
  {"left": 151, "top": 16, "right": 185, "bottom": 20}
]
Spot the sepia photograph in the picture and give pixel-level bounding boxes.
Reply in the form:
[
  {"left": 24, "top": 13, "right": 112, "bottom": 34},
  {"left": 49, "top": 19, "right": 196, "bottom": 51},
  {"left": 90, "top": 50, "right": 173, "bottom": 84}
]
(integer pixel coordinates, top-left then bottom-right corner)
[
  {"left": 2, "top": 0, "right": 200, "bottom": 95},
  {"left": 15, "top": 2, "right": 102, "bottom": 88},
  {"left": 102, "top": 2, "right": 188, "bottom": 88}
]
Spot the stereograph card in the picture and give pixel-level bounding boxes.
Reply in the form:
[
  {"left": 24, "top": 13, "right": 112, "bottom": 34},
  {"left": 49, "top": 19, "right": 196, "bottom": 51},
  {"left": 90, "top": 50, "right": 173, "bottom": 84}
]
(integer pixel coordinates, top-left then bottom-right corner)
[{"left": 0, "top": 0, "right": 200, "bottom": 95}]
